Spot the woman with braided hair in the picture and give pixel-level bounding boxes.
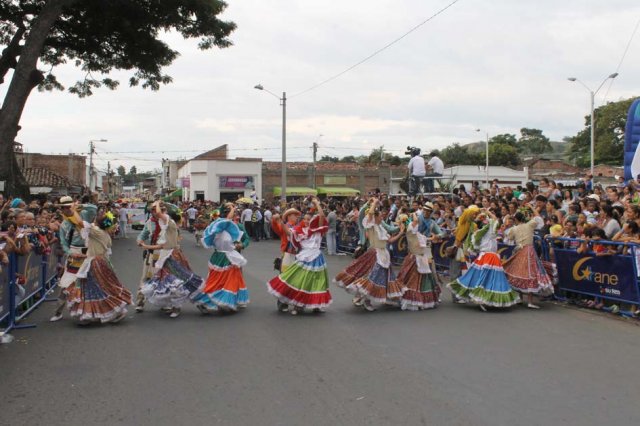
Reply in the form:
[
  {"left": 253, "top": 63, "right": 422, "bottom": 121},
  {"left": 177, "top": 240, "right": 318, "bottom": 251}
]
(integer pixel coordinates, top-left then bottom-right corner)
[{"left": 192, "top": 203, "right": 250, "bottom": 313}]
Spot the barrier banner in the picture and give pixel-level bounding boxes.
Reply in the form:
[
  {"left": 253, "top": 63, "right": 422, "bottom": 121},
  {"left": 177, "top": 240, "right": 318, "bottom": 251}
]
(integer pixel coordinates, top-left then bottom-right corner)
[
  {"left": 554, "top": 249, "right": 640, "bottom": 304},
  {"left": 389, "top": 235, "right": 408, "bottom": 264},
  {"left": 15, "top": 251, "right": 43, "bottom": 302},
  {"left": 497, "top": 244, "right": 515, "bottom": 262},
  {"left": 46, "top": 243, "right": 62, "bottom": 283},
  {"left": 337, "top": 221, "right": 359, "bottom": 253},
  {"left": 432, "top": 237, "right": 455, "bottom": 270},
  {"left": 0, "top": 263, "right": 9, "bottom": 321}
]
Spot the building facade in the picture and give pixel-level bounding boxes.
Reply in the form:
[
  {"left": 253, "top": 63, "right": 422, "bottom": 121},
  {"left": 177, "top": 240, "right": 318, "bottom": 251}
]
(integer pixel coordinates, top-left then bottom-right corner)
[{"left": 177, "top": 145, "right": 262, "bottom": 202}]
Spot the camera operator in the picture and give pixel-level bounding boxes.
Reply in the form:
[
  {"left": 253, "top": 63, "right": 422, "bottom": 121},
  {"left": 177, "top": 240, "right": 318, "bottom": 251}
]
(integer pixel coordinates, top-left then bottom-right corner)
[
  {"left": 406, "top": 147, "right": 425, "bottom": 197},
  {"left": 425, "top": 151, "right": 444, "bottom": 193}
]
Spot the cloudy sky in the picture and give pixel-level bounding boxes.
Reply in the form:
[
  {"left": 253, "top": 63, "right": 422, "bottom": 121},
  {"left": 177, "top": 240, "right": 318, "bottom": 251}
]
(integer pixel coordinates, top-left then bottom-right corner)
[{"left": 4, "top": 0, "right": 640, "bottom": 172}]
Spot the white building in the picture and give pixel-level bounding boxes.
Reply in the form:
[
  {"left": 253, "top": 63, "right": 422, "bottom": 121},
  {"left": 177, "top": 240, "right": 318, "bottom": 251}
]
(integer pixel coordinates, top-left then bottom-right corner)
[
  {"left": 445, "top": 165, "right": 529, "bottom": 188},
  {"left": 389, "top": 165, "right": 529, "bottom": 195},
  {"left": 177, "top": 145, "right": 262, "bottom": 202},
  {"left": 161, "top": 158, "right": 187, "bottom": 193}
]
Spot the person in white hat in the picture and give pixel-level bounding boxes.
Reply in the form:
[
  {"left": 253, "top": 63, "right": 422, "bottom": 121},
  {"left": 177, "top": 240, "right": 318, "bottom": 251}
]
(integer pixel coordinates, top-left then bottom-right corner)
[{"left": 50, "top": 196, "right": 87, "bottom": 322}]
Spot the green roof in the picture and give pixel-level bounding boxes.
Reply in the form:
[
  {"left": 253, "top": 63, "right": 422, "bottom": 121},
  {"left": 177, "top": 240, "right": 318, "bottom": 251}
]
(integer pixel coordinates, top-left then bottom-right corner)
[
  {"left": 273, "top": 187, "right": 317, "bottom": 196},
  {"left": 316, "top": 186, "right": 360, "bottom": 196}
]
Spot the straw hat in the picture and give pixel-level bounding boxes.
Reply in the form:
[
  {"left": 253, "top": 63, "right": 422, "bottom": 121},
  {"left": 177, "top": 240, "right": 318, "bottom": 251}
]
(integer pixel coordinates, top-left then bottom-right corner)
[
  {"left": 282, "top": 208, "right": 301, "bottom": 222},
  {"left": 57, "top": 196, "right": 73, "bottom": 207}
]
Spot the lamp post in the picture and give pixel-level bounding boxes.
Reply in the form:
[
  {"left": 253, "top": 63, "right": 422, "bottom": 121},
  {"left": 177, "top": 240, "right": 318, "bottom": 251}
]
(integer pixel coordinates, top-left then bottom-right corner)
[
  {"left": 567, "top": 73, "right": 619, "bottom": 176},
  {"left": 255, "top": 84, "right": 287, "bottom": 206},
  {"left": 475, "top": 129, "right": 489, "bottom": 189},
  {"left": 88, "top": 138, "right": 107, "bottom": 193}
]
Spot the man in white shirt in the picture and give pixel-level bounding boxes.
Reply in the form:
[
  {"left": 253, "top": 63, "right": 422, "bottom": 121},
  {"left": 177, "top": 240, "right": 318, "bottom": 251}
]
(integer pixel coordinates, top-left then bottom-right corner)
[
  {"left": 241, "top": 206, "right": 253, "bottom": 238},
  {"left": 118, "top": 203, "right": 129, "bottom": 239},
  {"left": 407, "top": 148, "right": 426, "bottom": 196},
  {"left": 263, "top": 207, "right": 273, "bottom": 239},
  {"left": 425, "top": 151, "right": 444, "bottom": 193}
]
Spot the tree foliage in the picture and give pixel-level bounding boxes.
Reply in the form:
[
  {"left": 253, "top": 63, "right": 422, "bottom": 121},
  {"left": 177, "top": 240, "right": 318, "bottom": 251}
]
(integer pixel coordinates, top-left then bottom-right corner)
[
  {"left": 0, "top": 0, "right": 236, "bottom": 196},
  {"left": 517, "top": 127, "right": 552, "bottom": 155},
  {"left": 568, "top": 97, "right": 636, "bottom": 167},
  {"left": 116, "top": 165, "right": 126, "bottom": 177}
]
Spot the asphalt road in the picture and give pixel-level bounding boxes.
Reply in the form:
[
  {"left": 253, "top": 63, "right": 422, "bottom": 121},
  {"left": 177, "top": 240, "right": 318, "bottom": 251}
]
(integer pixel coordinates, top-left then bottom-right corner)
[{"left": 1, "top": 234, "right": 639, "bottom": 426}]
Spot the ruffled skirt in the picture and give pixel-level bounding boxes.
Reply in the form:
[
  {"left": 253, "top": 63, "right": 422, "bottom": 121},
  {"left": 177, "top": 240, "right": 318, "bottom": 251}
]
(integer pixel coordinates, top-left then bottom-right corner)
[
  {"left": 448, "top": 252, "right": 520, "bottom": 307},
  {"left": 65, "top": 257, "right": 132, "bottom": 323},
  {"left": 267, "top": 253, "right": 332, "bottom": 309},
  {"left": 192, "top": 251, "right": 249, "bottom": 311},
  {"left": 393, "top": 254, "right": 440, "bottom": 311},
  {"left": 333, "top": 248, "right": 377, "bottom": 288},
  {"left": 347, "top": 260, "right": 401, "bottom": 305},
  {"left": 503, "top": 245, "right": 554, "bottom": 296},
  {"left": 140, "top": 249, "right": 204, "bottom": 309}
]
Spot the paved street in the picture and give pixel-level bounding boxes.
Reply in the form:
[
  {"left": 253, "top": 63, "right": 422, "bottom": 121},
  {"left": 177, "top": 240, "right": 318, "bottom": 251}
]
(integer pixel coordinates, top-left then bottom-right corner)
[{"left": 1, "top": 235, "right": 639, "bottom": 426}]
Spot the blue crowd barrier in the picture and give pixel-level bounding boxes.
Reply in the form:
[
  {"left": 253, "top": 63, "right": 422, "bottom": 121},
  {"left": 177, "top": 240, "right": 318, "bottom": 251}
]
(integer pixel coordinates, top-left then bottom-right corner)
[
  {"left": 0, "top": 244, "right": 62, "bottom": 334},
  {"left": 545, "top": 237, "right": 640, "bottom": 307}
]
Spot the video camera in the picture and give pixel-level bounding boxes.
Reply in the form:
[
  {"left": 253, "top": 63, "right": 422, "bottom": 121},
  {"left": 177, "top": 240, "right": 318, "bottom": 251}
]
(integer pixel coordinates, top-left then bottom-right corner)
[{"left": 405, "top": 146, "right": 421, "bottom": 156}]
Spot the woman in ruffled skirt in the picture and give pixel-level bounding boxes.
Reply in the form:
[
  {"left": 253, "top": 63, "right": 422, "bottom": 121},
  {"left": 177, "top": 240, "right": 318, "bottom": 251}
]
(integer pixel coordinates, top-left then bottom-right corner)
[
  {"left": 448, "top": 210, "right": 520, "bottom": 311},
  {"left": 394, "top": 213, "right": 441, "bottom": 311},
  {"left": 192, "top": 204, "right": 250, "bottom": 313},
  {"left": 503, "top": 210, "right": 554, "bottom": 309},
  {"left": 267, "top": 198, "right": 332, "bottom": 315},
  {"left": 338, "top": 198, "right": 404, "bottom": 311},
  {"left": 65, "top": 204, "right": 132, "bottom": 324},
  {"left": 139, "top": 202, "right": 204, "bottom": 318}
]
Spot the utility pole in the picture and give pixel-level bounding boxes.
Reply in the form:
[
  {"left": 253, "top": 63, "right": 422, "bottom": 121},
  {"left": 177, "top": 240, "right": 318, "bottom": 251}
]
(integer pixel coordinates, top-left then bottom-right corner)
[
  {"left": 88, "top": 139, "right": 107, "bottom": 194},
  {"left": 107, "top": 161, "right": 111, "bottom": 198},
  {"left": 312, "top": 134, "right": 322, "bottom": 189}
]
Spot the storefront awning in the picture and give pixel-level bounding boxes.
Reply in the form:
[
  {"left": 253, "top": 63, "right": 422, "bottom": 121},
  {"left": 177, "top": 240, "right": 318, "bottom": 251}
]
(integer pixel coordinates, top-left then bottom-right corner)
[
  {"left": 273, "top": 187, "right": 317, "bottom": 197},
  {"left": 163, "top": 188, "right": 182, "bottom": 201},
  {"left": 316, "top": 186, "right": 360, "bottom": 197}
]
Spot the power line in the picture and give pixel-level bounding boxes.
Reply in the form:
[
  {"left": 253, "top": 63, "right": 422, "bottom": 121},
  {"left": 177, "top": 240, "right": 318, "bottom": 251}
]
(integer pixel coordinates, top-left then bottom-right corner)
[
  {"left": 290, "top": 0, "right": 462, "bottom": 99},
  {"left": 602, "top": 15, "right": 640, "bottom": 102}
]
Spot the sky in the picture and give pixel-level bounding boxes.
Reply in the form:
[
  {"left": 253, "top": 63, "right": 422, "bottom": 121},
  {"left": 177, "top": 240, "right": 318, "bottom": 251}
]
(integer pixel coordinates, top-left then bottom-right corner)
[{"left": 3, "top": 0, "right": 640, "bottom": 173}]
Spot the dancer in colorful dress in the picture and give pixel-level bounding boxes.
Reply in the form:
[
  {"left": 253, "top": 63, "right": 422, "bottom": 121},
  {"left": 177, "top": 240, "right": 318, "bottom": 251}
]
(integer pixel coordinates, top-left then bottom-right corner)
[
  {"left": 270, "top": 208, "right": 301, "bottom": 312},
  {"left": 334, "top": 200, "right": 377, "bottom": 301},
  {"left": 135, "top": 207, "right": 163, "bottom": 312},
  {"left": 139, "top": 202, "right": 204, "bottom": 318},
  {"left": 503, "top": 209, "right": 554, "bottom": 309},
  {"left": 395, "top": 209, "right": 441, "bottom": 311},
  {"left": 340, "top": 198, "right": 404, "bottom": 311},
  {"left": 65, "top": 203, "right": 132, "bottom": 324},
  {"left": 267, "top": 198, "right": 332, "bottom": 315},
  {"left": 192, "top": 203, "right": 250, "bottom": 313},
  {"left": 447, "top": 210, "right": 520, "bottom": 311},
  {"left": 50, "top": 196, "right": 88, "bottom": 322},
  {"left": 447, "top": 205, "right": 481, "bottom": 304}
]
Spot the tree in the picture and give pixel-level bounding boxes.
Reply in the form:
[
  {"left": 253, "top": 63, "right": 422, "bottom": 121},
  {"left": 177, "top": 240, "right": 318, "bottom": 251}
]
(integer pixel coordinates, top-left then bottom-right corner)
[
  {"left": 437, "top": 143, "right": 483, "bottom": 166},
  {"left": 489, "top": 133, "right": 517, "bottom": 147},
  {"left": 340, "top": 155, "right": 357, "bottom": 163},
  {"left": 567, "top": 97, "right": 636, "bottom": 167},
  {"left": 517, "top": 128, "right": 552, "bottom": 155},
  {"left": 319, "top": 155, "right": 339, "bottom": 162},
  {"left": 129, "top": 165, "right": 137, "bottom": 176},
  {"left": 489, "top": 143, "right": 521, "bottom": 167},
  {"left": 116, "top": 165, "right": 126, "bottom": 177},
  {"left": 0, "top": 1, "right": 236, "bottom": 196}
]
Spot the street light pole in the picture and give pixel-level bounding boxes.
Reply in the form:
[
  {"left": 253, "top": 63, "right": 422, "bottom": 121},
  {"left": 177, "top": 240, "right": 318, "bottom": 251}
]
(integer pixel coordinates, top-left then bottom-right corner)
[
  {"left": 255, "top": 84, "right": 287, "bottom": 206},
  {"left": 281, "top": 91, "right": 287, "bottom": 206},
  {"left": 567, "top": 73, "right": 619, "bottom": 176},
  {"left": 476, "top": 129, "right": 489, "bottom": 189}
]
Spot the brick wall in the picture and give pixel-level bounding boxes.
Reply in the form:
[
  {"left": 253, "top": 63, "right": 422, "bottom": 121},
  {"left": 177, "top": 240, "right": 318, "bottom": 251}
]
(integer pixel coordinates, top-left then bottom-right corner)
[{"left": 17, "top": 153, "right": 86, "bottom": 185}]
